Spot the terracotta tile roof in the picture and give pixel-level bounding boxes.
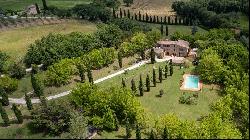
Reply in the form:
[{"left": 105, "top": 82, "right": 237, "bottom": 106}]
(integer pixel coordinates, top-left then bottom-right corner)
[{"left": 157, "top": 40, "right": 189, "bottom": 48}]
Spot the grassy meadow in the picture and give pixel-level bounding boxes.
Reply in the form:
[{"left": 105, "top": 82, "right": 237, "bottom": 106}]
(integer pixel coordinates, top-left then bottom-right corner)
[{"left": 0, "top": 20, "right": 97, "bottom": 60}]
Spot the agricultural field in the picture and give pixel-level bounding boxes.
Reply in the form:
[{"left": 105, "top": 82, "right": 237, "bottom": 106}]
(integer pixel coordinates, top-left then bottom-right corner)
[
  {"left": 119, "top": 0, "right": 187, "bottom": 16},
  {"left": 0, "top": 0, "right": 92, "bottom": 10},
  {"left": 0, "top": 20, "right": 97, "bottom": 60}
]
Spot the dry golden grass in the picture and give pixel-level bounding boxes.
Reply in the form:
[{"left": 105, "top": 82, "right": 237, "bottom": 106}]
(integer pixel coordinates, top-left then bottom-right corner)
[
  {"left": 0, "top": 20, "right": 96, "bottom": 60},
  {"left": 120, "top": 0, "right": 187, "bottom": 16}
]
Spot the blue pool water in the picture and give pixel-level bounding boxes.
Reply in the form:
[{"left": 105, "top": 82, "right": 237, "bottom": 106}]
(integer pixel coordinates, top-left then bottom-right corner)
[{"left": 184, "top": 75, "right": 199, "bottom": 89}]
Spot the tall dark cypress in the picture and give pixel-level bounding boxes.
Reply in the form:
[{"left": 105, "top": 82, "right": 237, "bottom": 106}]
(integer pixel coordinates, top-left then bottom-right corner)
[
  {"left": 87, "top": 68, "right": 93, "bottom": 84},
  {"left": 139, "top": 11, "right": 141, "bottom": 21},
  {"left": 127, "top": 9, "right": 130, "bottom": 18},
  {"left": 146, "top": 74, "right": 150, "bottom": 92},
  {"left": 122, "top": 78, "right": 126, "bottom": 88},
  {"left": 12, "top": 104, "right": 23, "bottom": 124},
  {"left": 179, "top": 18, "right": 182, "bottom": 25},
  {"left": 139, "top": 75, "right": 144, "bottom": 96},
  {"left": 150, "top": 16, "right": 152, "bottom": 23},
  {"left": 126, "top": 119, "right": 132, "bottom": 138},
  {"left": 153, "top": 68, "right": 156, "bottom": 87},
  {"left": 135, "top": 13, "right": 137, "bottom": 20},
  {"left": 175, "top": 16, "right": 177, "bottom": 24},
  {"left": 146, "top": 13, "right": 149, "bottom": 22},
  {"left": 120, "top": 8, "right": 122, "bottom": 18},
  {"left": 112, "top": 8, "right": 116, "bottom": 18},
  {"left": 156, "top": 16, "right": 159, "bottom": 23},
  {"left": 149, "top": 129, "right": 155, "bottom": 139},
  {"left": 118, "top": 51, "right": 123, "bottom": 68},
  {"left": 160, "top": 24, "right": 164, "bottom": 35},
  {"left": 164, "top": 16, "right": 167, "bottom": 23},
  {"left": 142, "top": 14, "right": 145, "bottom": 21},
  {"left": 162, "top": 126, "right": 168, "bottom": 139},
  {"left": 42, "top": 0, "right": 48, "bottom": 10},
  {"left": 25, "top": 93, "right": 33, "bottom": 110},
  {"left": 0, "top": 103, "right": 10, "bottom": 126},
  {"left": 165, "top": 64, "right": 168, "bottom": 78},
  {"left": 150, "top": 48, "right": 155, "bottom": 64},
  {"left": 159, "top": 67, "right": 163, "bottom": 83},
  {"left": 168, "top": 16, "right": 170, "bottom": 24},
  {"left": 77, "top": 64, "right": 85, "bottom": 83},
  {"left": 160, "top": 16, "right": 163, "bottom": 23},
  {"left": 136, "top": 123, "right": 141, "bottom": 139},
  {"left": 170, "top": 65, "right": 173, "bottom": 76},
  {"left": 40, "top": 95, "right": 47, "bottom": 108},
  {"left": 153, "top": 15, "right": 156, "bottom": 23},
  {"left": 123, "top": 9, "right": 126, "bottom": 17},
  {"left": 0, "top": 88, "right": 9, "bottom": 106},
  {"left": 165, "top": 25, "right": 169, "bottom": 36},
  {"left": 131, "top": 79, "right": 136, "bottom": 93}
]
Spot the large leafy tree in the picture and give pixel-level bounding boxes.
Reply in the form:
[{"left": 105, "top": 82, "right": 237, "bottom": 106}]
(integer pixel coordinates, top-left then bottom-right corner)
[{"left": 95, "top": 24, "right": 123, "bottom": 48}]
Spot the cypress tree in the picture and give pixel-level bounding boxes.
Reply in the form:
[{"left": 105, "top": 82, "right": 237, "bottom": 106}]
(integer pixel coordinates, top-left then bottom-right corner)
[
  {"left": 139, "top": 11, "right": 141, "bottom": 21},
  {"left": 169, "top": 59, "right": 172, "bottom": 65},
  {"left": 118, "top": 51, "right": 123, "bottom": 68},
  {"left": 131, "top": 79, "right": 136, "bottom": 93},
  {"left": 42, "top": 0, "right": 48, "bottom": 10},
  {"left": 122, "top": 78, "right": 126, "bottom": 88},
  {"left": 135, "top": 13, "right": 137, "bottom": 20},
  {"left": 120, "top": 8, "right": 122, "bottom": 18},
  {"left": 165, "top": 64, "right": 168, "bottom": 78},
  {"left": 126, "top": 119, "right": 132, "bottom": 138},
  {"left": 0, "top": 87, "right": 9, "bottom": 106},
  {"left": 146, "top": 13, "right": 149, "bottom": 22},
  {"left": 136, "top": 123, "right": 141, "bottom": 139},
  {"left": 146, "top": 74, "right": 150, "bottom": 92},
  {"left": 170, "top": 65, "right": 173, "bottom": 76},
  {"left": 0, "top": 103, "right": 10, "bottom": 126},
  {"left": 11, "top": 104, "right": 23, "bottom": 124},
  {"left": 112, "top": 8, "right": 116, "bottom": 18},
  {"left": 153, "top": 68, "right": 156, "bottom": 87},
  {"left": 160, "top": 16, "right": 163, "bottom": 23},
  {"left": 139, "top": 75, "right": 144, "bottom": 96},
  {"left": 153, "top": 15, "right": 156, "bottom": 23},
  {"left": 127, "top": 9, "right": 130, "bottom": 18},
  {"left": 123, "top": 9, "right": 126, "bottom": 17},
  {"left": 140, "top": 50, "right": 145, "bottom": 60},
  {"left": 165, "top": 25, "right": 169, "bottom": 36},
  {"left": 160, "top": 24, "right": 164, "bottom": 35},
  {"left": 31, "top": 74, "right": 44, "bottom": 97},
  {"left": 150, "top": 48, "right": 155, "bottom": 64},
  {"left": 87, "top": 68, "right": 93, "bottom": 84},
  {"left": 25, "top": 93, "right": 33, "bottom": 110},
  {"left": 159, "top": 67, "right": 163, "bottom": 83},
  {"left": 156, "top": 16, "right": 159, "bottom": 23},
  {"left": 179, "top": 18, "right": 182, "bottom": 25},
  {"left": 168, "top": 16, "right": 170, "bottom": 24},
  {"left": 164, "top": 16, "right": 167, "bottom": 23},
  {"left": 131, "top": 16, "right": 134, "bottom": 20},
  {"left": 149, "top": 129, "right": 155, "bottom": 139},
  {"left": 162, "top": 126, "right": 168, "bottom": 139},
  {"left": 149, "top": 16, "right": 152, "bottom": 23},
  {"left": 175, "top": 16, "right": 177, "bottom": 24},
  {"left": 77, "top": 64, "right": 85, "bottom": 83},
  {"left": 142, "top": 14, "right": 145, "bottom": 21}
]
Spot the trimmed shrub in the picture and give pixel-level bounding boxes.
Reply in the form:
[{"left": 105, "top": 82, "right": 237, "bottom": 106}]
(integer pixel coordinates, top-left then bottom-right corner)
[{"left": 0, "top": 76, "right": 18, "bottom": 93}]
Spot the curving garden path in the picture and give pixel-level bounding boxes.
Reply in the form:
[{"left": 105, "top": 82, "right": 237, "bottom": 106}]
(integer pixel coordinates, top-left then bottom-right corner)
[{"left": 3, "top": 56, "right": 179, "bottom": 105}]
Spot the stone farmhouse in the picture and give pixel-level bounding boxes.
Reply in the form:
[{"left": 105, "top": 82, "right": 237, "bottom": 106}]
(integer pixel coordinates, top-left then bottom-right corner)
[
  {"left": 25, "top": 4, "right": 39, "bottom": 15},
  {"left": 154, "top": 39, "right": 190, "bottom": 58}
]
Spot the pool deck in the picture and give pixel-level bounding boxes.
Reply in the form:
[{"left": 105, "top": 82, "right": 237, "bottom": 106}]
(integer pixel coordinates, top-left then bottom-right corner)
[{"left": 180, "top": 74, "right": 202, "bottom": 91}]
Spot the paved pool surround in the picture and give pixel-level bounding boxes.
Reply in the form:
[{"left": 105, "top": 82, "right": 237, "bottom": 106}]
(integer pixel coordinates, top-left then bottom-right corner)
[{"left": 180, "top": 74, "right": 202, "bottom": 91}]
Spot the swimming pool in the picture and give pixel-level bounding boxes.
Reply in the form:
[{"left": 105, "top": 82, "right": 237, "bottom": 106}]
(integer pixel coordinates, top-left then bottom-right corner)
[{"left": 184, "top": 75, "right": 199, "bottom": 89}]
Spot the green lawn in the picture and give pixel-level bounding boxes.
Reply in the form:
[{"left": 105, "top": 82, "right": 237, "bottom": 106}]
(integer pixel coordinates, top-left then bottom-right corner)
[
  {"left": 9, "top": 56, "right": 138, "bottom": 98},
  {"left": 0, "top": 20, "right": 97, "bottom": 60},
  {"left": 97, "top": 62, "right": 221, "bottom": 120},
  {"left": 0, "top": 0, "right": 92, "bottom": 10}
]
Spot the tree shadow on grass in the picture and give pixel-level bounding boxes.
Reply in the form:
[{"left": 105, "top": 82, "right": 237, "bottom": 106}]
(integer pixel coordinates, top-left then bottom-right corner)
[{"left": 116, "top": 134, "right": 127, "bottom": 139}]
